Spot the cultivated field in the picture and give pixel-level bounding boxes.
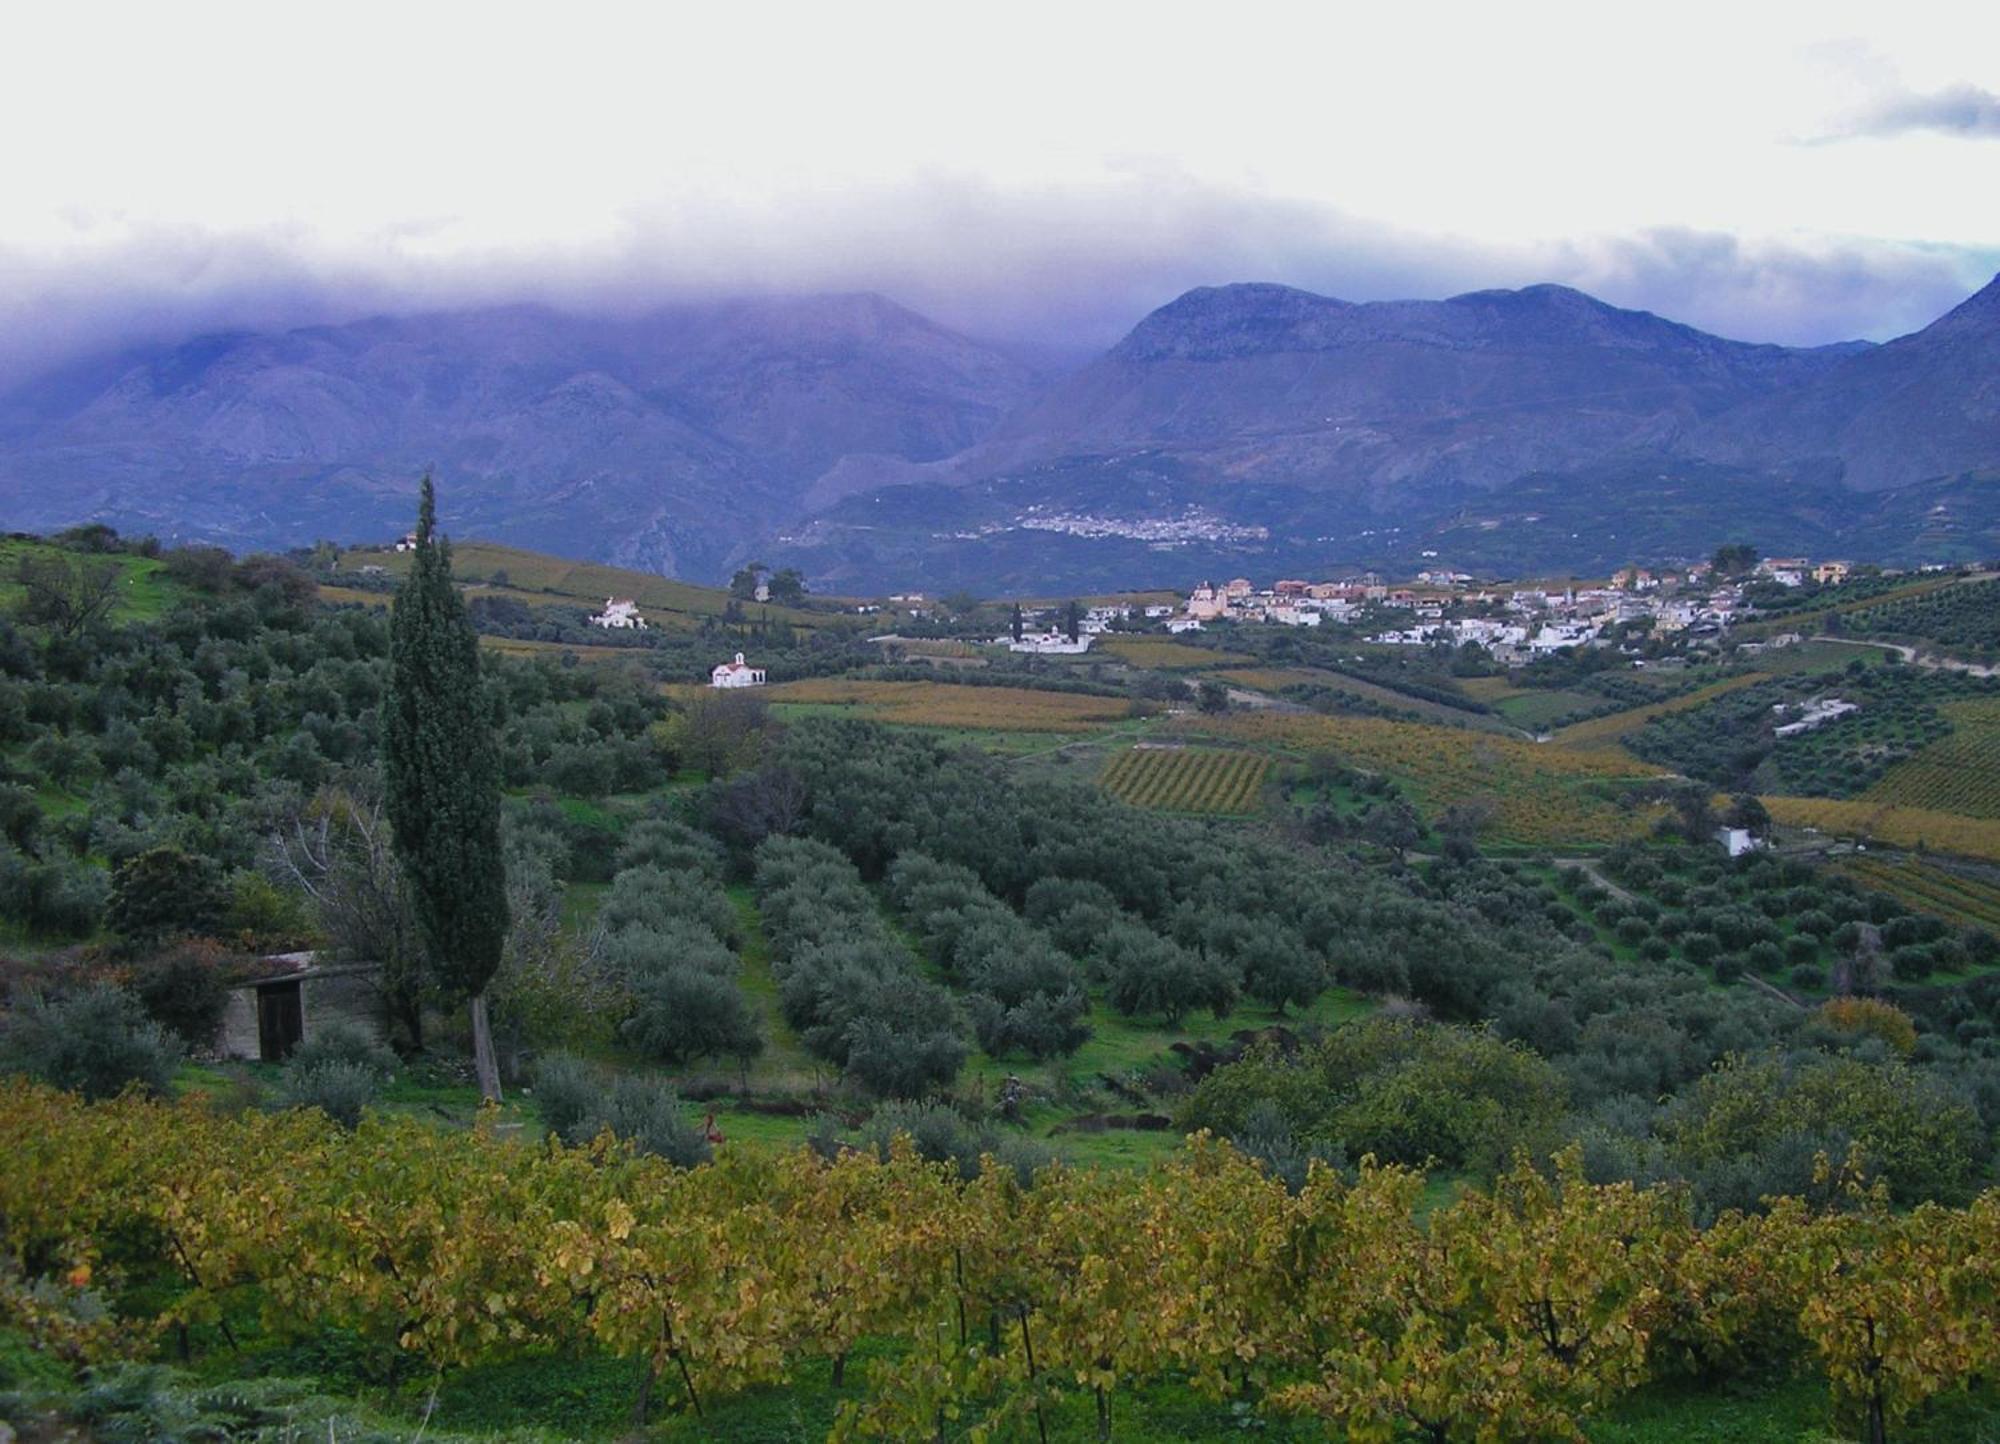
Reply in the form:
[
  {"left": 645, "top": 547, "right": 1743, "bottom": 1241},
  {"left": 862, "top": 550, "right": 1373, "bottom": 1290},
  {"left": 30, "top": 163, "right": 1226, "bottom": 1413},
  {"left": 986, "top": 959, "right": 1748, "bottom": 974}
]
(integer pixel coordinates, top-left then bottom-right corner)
[
  {"left": 1831, "top": 855, "right": 2000, "bottom": 933},
  {"left": 1182, "top": 711, "right": 1663, "bottom": 845},
  {"left": 1862, "top": 697, "right": 2000, "bottom": 819},
  {"left": 1099, "top": 746, "right": 1271, "bottom": 813},
  {"left": 1097, "top": 636, "right": 1250, "bottom": 669},
  {"left": 1552, "top": 673, "right": 1769, "bottom": 747},
  {"left": 1762, "top": 795, "right": 2000, "bottom": 863},
  {"left": 766, "top": 678, "right": 1140, "bottom": 731}
]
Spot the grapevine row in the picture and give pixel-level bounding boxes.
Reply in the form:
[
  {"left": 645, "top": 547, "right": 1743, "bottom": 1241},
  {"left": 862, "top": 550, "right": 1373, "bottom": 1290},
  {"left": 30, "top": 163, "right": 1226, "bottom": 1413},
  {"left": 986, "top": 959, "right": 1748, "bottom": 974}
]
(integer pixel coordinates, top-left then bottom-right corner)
[
  {"left": 4, "top": 1083, "right": 1998, "bottom": 1442},
  {"left": 1101, "top": 749, "right": 1269, "bottom": 813}
]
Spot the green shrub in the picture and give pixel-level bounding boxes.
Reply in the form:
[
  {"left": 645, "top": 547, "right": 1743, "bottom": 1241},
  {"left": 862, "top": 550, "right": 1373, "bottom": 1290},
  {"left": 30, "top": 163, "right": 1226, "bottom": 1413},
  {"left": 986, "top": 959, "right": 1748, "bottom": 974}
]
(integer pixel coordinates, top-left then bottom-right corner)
[
  {"left": 279, "top": 1060, "right": 379, "bottom": 1128},
  {"left": 287, "top": 1019, "right": 397, "bottom": 1084},
  {"left": 131, "top": 943, "right": 233, "bottom": 1050},
  {"left": 0, "top": 984, "right": 180, "bottom": 1100},
  {"left": 532, "top": 1053, "right": 598, "bottom": 1143},
  {"left": 533, "top": 1053, "right": 711, "bottom": 1168},
  {"left": 623, "top": 963, "right": 763, "bottom": 1067},
  {"left": 107, "top": 847, "right": 223, "bottom": 947}
]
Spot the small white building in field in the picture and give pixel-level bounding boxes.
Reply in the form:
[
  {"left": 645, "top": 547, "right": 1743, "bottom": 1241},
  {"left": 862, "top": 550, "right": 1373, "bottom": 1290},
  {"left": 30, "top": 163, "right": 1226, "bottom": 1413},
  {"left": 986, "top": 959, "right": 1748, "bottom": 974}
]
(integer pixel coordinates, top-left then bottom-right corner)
[
  {"left": 1716, "top": 827, "right": 1766, "bottom": 858},
  {"left": 1008, "top": 630, "right": 1092, "bottom": 654},
  {"left": 710, "top": 653, "right": 767, "bottom": 688},
  {"left": 591, "top": 597, "right": 648, "bottom": 630}
]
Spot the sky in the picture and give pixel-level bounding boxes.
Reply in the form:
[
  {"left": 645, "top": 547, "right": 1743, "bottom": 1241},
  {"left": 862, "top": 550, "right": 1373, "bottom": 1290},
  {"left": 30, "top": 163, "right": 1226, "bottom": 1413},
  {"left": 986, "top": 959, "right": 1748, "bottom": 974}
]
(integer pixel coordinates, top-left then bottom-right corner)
[{"left": 2, "top": 0, "right": 1997, "bottom": 381}]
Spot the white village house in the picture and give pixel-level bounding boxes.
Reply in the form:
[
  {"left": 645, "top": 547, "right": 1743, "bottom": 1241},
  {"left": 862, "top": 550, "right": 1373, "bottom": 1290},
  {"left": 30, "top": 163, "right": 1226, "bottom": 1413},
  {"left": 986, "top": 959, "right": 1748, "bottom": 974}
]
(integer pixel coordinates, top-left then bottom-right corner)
[
  {"left": 1007, "top": 630, "right": 1093, "bottom": 654},
  {"left": 590, "top": 597, "right": 648, "bottom": 630},
  {"left": 711, "top": 652, "right": 767, "bottom": 688}
]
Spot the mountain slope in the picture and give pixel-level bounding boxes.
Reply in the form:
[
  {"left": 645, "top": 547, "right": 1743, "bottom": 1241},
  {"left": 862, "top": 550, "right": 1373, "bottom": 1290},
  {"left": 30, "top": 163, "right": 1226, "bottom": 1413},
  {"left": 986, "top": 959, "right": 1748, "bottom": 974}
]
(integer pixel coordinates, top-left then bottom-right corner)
[
  {"left": 0, "top": 296, "right": 1037, "bottom": 579},
  {"left": 769, "top": 278, "right": 2000, "bottom": 591},
  {"left": 946, "top": 281, "right": 1863, "bottom": 502},
  {"left": 1692, "top": 274, "right": 2000, "bottom": 490}
]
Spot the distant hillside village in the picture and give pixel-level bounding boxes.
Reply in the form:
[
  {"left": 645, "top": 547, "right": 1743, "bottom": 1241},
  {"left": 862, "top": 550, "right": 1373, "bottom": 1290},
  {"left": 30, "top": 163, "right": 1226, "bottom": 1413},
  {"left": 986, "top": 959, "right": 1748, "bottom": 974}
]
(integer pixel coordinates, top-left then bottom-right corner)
[{"left": 1154, "top": 553, "right": 1925, "bottom": 668}]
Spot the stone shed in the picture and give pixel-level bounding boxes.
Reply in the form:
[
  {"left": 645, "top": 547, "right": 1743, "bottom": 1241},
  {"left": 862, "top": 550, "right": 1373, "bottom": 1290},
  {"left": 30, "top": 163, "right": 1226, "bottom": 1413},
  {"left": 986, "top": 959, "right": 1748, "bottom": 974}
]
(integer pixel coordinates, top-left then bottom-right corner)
[{"left": 218, "top": 955, "right": 384, "bottom": 1062}]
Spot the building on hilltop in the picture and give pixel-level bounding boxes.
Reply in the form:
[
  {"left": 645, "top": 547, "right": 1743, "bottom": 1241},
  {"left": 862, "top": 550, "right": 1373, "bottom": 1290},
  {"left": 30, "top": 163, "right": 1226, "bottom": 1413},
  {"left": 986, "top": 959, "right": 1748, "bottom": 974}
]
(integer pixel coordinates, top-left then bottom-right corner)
[
  {"left": 710, "top": 652, "right": 767, "bottom": 688},
  {"left": 590, "top": 597, "right": 648, "bottom": 629}
]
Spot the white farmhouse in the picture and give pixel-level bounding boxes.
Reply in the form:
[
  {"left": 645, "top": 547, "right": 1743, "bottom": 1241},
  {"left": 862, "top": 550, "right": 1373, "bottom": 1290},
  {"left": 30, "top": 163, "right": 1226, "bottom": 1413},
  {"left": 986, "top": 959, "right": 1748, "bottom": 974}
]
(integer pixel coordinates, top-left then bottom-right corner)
[
  {"left": 1716, "top": 827, "right": 1765, "bottom": 858},
  {"left": 1008, "top": 630, "right": 1093, "bottom": 654},
  {"left": 710, "top": 653, "right": 767, "bottom": 688},
  {"left": 591, "top": 597, "right": 648, "bottom": 630}
]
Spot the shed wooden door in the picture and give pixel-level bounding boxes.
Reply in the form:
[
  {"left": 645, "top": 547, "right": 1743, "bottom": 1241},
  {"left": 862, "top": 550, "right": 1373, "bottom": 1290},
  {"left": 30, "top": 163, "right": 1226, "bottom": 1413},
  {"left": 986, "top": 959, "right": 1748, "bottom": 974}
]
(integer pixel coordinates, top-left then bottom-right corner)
[{"left": 257, "top": 980, "right": 303, "bottom": 1062}]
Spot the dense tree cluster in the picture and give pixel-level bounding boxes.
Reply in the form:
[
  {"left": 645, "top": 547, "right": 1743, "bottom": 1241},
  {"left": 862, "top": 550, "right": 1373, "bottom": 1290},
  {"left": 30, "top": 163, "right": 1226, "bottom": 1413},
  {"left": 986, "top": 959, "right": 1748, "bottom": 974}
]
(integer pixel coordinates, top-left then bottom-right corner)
[
  {"left": 600, "top": 820, "right": 762, "bottom": 1069},
  {"left": 886, "top": 853, "right": 1090, "bottom": 1058},
  {"left": 753, "top": 836, "right": 966, "bottom": 1096},
  {"left": 1625, "top": 662, "right": 1995, "bottom": 796}
]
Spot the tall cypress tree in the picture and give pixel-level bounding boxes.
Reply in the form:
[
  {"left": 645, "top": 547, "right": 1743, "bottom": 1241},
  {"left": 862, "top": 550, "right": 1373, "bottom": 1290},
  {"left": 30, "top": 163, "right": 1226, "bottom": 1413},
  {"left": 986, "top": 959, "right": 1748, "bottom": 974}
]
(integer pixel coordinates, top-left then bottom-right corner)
[{"left": 383, "top": 477, "right": 509, "bottom": 1101}]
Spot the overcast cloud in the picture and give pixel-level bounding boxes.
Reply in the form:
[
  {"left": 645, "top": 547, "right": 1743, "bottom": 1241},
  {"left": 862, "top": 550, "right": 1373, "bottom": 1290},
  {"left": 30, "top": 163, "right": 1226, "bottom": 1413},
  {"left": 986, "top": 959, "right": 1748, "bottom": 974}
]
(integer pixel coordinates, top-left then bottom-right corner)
[
  {"left": 0, "top": 1, "right": 1995, "bottom": 385},
  {"left": 1823, "top": 84, "right": 2000, "bottom": 140}
]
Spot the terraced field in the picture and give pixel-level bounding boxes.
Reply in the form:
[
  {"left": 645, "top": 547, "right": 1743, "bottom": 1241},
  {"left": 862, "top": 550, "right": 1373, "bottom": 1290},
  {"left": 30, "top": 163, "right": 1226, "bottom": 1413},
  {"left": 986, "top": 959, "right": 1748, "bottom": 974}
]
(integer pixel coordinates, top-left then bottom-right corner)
[
  {"left": 766, "top": 679, "right": 1138, "bottom": 731},
  {"left": 1099, "top": 746, "right": 1271, "bottom": 813},
  {"left": 1762, "top": 796, "right": 2000, "bottom": 863},
  {"left": 1831, "top": 855, "right": 2000, "bottom": 933},
  {"left": 1862, "top": 698, "right": 2000, "bottom": 819},
  {"left": 1183, "top": 711, "right": 1663, "bottom": 846}
]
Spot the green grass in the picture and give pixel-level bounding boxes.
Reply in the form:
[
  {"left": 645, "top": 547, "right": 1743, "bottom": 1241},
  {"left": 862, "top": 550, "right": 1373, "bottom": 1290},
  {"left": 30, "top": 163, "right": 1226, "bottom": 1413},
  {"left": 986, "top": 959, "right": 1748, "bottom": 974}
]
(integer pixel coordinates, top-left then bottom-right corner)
[
  {"left": 1496, "top": 688, "right": 1601, "bottom": 729},
  {"left": 0, "top": 538, "right": 179, "bottom": 623}
]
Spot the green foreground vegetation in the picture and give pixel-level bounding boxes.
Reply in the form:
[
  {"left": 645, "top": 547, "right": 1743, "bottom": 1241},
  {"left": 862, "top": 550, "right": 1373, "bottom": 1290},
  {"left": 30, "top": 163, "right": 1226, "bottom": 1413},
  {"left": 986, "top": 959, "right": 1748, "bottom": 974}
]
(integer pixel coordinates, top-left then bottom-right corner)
[{"left": 5, "top": 523, "right": 2000, "bottom": 1440}]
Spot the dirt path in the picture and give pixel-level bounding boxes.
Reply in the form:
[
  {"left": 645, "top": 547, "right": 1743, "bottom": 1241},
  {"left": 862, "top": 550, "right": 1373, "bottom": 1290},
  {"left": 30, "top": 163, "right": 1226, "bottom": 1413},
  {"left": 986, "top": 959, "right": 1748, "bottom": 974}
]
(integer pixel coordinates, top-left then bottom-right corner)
[
  {"left": 1553, "top": 858, "right": 1637, "bottom": 905},
  {"left": 1741, "top": 972, "right": 1806, "bottom": 1010},
  {"left": 1832, "top": 637, "right": 2000, "bottom": 679}
]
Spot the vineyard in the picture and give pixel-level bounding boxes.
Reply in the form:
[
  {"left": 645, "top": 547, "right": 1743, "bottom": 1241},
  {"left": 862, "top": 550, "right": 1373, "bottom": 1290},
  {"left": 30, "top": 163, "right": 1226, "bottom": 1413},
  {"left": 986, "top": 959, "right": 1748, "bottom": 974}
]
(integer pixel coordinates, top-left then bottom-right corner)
[
  {"left": 1864, "top": 698, "right": 2000, "bottom": 819},
  {"left": 1831, "top": 855, "right": 2000, "bottom": 935},
  {"left": 1099, "top": 747, "right": 1271, "bottom": 813},
  {"left": 1761, "top": 796, "right": 2000, "bottom": 864},
  {"left": 1847, "top": 577, "right": 2000, "bottom": 658},
  {"left": 7, "top": 1083, "right": 2000, "bottom": 1444},
  {"left": 765, "top": 679, "right": 1139, "bottom": 731},
  {"left": 1183, "top": 712, "right": 1662, "bottom": 846}
]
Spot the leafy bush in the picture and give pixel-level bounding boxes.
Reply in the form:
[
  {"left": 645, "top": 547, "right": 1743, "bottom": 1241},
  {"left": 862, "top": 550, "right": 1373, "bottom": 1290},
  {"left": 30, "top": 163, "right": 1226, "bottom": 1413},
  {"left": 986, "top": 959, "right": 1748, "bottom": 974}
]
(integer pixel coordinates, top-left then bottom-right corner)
[
  {"left": 278, "top": 1060, "right": 379, "bottom": 1128},
  {"left": 0, "top": 985, "right": 180, "bottom": 1100},
  {"left": 130, "top": 943, "right": 234, "bottom": 1050},
  {"left": 531, "top": 1053, "right": 598, "bottom": 1143},
  {"left": 1178, "top": 1018, "right": 1568, "bottom": 1177},
  {"left": 533, "top": 1053, "right": 711, "bottom": 1168},
  {"left": 623, "top": 963, "right": 764, "bottom": 1067},
  {"left": 597, "top": 1075, "right": 712, "bottom": 1168},
  {"left": 107, "top": 847, "right": 224, "bottom": 947},
  {"left": 861, "top": 1100, "right": 991, "bottom": 1181},
  {"left": 287, "top": 1019, "right": 397, "bottom": 1084}
]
